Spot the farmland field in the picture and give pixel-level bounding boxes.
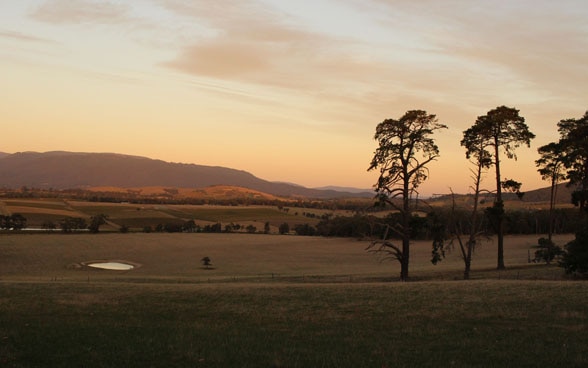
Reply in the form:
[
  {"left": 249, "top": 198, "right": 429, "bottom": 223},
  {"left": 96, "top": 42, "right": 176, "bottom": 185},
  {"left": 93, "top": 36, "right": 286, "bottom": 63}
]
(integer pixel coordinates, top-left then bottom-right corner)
[
  {"left": 1, "top": 232, "right": 587, "bottom": 367},
  {"left": 1, "top": 199, "right": 333, "bottom": 230}
]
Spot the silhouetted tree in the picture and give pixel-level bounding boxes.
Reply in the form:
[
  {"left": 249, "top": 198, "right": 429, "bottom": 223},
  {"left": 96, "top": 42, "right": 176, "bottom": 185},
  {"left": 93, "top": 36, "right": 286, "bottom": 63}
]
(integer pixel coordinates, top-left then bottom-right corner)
[
  {"left": 367, "top": 110, "right": 447, "bottom": 281},
  {"left": 88, "top": 214, "right": 108, "bottom": 233},
  {"left": 560, "top": 223, "right": 588, "bottom": 277},
  {"left": 294, "top": 223, "right": 317, "bottom": 236},
  {"left": 42, "top": 220, "right": 57, "bottom": 231},
  {"left": 60, "top": 217, "right": 87, "bottom": 233},
  {"left": 264, "top": 221, "right": 271, "bottom": 234},
  {"left": 183, "top": 220, "right": 198, "bottom": 232},
  {"left": 0, "top": 213, "right": 28, "bottom": 230},
  {"left": 557, "top": 111, "right": 588, "bottom": 212},
  {"left": 535, "top": 142, "right": 566, "bottom": 258},
  {"left": 440, "top": 128, "right": 492, "bottom": 279},
  {"left": 462, "top": 106, "right": 534, "bottom": 270},
  {"left": 279, "top": 222, "right": 290, "bottom": 234},
  {"left": 201, "top": 256, "right": 212, "bottom": 269}
]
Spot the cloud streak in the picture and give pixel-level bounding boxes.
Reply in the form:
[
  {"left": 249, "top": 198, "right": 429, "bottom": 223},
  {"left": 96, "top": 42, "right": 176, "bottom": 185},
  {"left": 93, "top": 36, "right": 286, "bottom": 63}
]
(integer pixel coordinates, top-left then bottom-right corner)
[
  {"left": 0, "top": 29, "right": 56, "bottom": 43},
  {"left": 30, "top": 0, "right": 130, "bottom": 24}
]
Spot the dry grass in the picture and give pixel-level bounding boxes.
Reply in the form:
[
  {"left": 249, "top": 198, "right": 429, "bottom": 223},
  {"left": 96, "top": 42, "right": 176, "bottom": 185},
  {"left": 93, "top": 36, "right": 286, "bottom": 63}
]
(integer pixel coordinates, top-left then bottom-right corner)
[
  {"left": 0, "top": 233, "right": 575, "bottom": 283},
  {"left": 0, "top": 232, "right": 585, "bottom": 367}
]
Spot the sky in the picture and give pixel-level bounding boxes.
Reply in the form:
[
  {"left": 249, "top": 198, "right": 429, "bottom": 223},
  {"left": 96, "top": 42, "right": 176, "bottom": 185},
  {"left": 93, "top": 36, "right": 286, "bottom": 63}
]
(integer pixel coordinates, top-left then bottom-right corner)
[{"left": 1, "top": 0, "right": 587, "bottom": 197}]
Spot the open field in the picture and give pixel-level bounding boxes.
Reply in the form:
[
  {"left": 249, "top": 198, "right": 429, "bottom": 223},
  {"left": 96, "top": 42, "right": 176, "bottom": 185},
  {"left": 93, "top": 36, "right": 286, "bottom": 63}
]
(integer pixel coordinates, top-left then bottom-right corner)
[
  {"left": 1, "top": 233, "right": 587, "bottom": 367},
  {"left": 0, "top": 233, "right": 577, "bottom": 282},
  {"left": 1, "top": 199, "right": 337, "bottom": 231}
]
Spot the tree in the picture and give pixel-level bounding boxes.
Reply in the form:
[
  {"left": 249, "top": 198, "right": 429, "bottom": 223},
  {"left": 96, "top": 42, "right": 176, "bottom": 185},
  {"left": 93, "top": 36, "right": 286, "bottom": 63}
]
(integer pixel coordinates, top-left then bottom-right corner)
[
  {"left": 534, "top": 237, "right": 563, "bottom": 265},
  {"left": 0, "top": 214, "right": 27, "bottom": 230},
  {"left": 557, "top": 111, "right": 588, "bottom": 211},
  {"left": 433, "top": 129, "right": 492, "bottom": 279},
  {"left": 183, "top": 220, "right": 198, "bottom": 233},
  {"left": 457, "top": 128, "right": 493, "bottom": 279},
  {"left": 367, "top": 110, "right": 447, "bottom": 281},
  {"left": 462, "top": 106, "right": 535, "bottom": 270},
  {"left": 294, "top": 223, "right": 317, "bottom": 236},
  {"left": 60, "top": 217, "right": 87, "bottom": 233},
  {"left": 534, "top": 141, "right": 566, "bottom": 262},
  {"left": 279, "top": 222, "right": 290, "bottom": 235},
  {"left": 42, "top": 220, "right": 57, "bottom": 231},
  {"left": 560, "top": 223, "right": 588, "bottom": 277},
  {"left": 201, "top": 256, "right": 212, "bottom": 270},
  {"left": 88, "top": 214, "right": 108, "bottom": 233},
  {"left": 264, "top": 221, "right": 271, "bottom": 234}
]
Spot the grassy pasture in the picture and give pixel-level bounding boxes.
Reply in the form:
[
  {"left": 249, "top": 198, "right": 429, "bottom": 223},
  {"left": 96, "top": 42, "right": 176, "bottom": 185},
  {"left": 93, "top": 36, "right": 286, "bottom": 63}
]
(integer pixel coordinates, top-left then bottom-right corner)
[
  {"left": 1, "top": 281, "right": 587, "bottom": 367},
  {"left": 0, "top": 231, "right": 586, "bottom": 366},
  {"left": 0, "top": 233, "right": 576, "bottom": 282},
  {"left": 3, "top": 199, "right": 71, "bottom": 210},
  {"left": 10, "top": 200, "right": 316, "bottom": 230}
]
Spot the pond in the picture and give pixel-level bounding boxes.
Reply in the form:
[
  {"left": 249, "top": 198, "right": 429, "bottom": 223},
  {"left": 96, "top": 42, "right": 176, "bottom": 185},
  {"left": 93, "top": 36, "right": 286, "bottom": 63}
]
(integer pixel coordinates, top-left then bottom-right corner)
[{"left": 86, "top": 262, "right": 135, "bottom": 271}]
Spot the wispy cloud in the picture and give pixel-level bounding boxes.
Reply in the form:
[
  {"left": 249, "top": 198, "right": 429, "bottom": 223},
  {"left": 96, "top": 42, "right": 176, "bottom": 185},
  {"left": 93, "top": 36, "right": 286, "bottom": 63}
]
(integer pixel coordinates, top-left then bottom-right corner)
[
  {"left": 0, "top": 29, "right": 56, "bottom": 43},
  {"left": 30, "top": 0, "right": 130, "bottom": 24},
  {"left": 365, "top": 0, "right": 588, "bottom": 100}
]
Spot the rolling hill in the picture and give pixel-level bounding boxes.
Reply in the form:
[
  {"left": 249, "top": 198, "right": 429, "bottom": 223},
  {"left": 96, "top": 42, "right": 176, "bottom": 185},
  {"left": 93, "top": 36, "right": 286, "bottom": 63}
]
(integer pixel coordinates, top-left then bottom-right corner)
[{"left": 0, "top": 151, "right": 372, "bottom": 199}]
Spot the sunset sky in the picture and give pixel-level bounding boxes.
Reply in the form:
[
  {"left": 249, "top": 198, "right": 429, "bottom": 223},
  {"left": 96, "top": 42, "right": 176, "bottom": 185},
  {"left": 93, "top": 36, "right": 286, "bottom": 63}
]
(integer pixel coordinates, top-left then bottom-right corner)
[{"left": 1, "top": 0, "right": 587, "bottom": 196}]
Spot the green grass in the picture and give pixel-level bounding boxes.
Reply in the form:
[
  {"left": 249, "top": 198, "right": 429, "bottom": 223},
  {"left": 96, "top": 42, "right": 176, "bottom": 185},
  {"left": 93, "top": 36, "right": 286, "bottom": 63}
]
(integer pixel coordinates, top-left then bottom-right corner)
[
  {"left": 1, "top": 281, "right": 586, "bottom": 367},
  {"left": 0, "top": 233, "right": 586, "bottom": 367}
]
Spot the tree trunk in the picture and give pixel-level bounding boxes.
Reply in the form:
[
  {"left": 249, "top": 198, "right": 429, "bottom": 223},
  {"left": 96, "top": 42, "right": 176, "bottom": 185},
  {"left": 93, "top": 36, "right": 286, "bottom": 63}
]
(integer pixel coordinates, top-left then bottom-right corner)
[
  {"left": 400, "top": 176, "right": 411, "bottom": 281},
  {"left": 548, "top": 177, "right": 556, "bottom": 242},
  {"left": 464, "top": 245, "right": 472, "bottom": 280},
  {"left": 494, "top": 139, "right": 506, "bottom": 270}
]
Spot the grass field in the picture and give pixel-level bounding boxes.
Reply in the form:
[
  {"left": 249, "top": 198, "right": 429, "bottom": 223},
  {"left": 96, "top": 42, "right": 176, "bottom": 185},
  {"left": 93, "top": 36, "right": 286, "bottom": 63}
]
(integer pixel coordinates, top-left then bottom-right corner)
[
  {"left": 2, "top": 199, "right": 325, "bottom": 230},
  {"left": 1, "top": 233, "right": 586, "bottom": 367}
]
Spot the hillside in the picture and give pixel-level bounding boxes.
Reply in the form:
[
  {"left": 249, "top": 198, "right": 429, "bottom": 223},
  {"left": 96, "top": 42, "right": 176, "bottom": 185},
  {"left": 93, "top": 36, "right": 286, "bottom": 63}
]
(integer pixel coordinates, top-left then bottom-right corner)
[
  {"left": 0, "top": 151, "right": 371, "bottom": 199},
  {"left": 519, "top": 182, "right": 578, "bottom": 204}
]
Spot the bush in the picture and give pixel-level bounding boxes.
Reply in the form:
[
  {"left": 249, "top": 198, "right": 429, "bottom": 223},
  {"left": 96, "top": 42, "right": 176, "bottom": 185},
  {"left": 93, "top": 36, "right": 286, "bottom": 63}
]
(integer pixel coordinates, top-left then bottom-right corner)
[
  {"left": 533, "top": 237, "right": 563, "bottom": 264},
  {"left": 294, "top": 223, "right": 317, "bottom": 236},
  {"left": 560, "top": 224, "right": 588, "bottom": 276},
  {"left": 279, "top": 223, "right": 290, "bottom": 235}
]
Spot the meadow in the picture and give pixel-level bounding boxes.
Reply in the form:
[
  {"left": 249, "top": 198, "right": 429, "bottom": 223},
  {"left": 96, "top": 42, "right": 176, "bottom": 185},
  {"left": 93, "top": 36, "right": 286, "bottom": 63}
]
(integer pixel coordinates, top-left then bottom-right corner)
[{"left": 1, "top": 232, "right": 587, "bottom": 367}]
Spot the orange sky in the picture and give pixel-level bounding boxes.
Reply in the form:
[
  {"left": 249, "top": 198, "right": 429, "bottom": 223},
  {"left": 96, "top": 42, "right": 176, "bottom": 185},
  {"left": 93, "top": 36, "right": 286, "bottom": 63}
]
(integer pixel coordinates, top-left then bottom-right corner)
[{"left": 1, "top": 1, "right": 587, "bottom": 196}]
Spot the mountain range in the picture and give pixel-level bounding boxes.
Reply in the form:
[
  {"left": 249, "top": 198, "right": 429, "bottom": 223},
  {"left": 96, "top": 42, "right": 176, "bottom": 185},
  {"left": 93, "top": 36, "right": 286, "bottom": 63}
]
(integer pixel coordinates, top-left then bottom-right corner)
[{"left": 0, "top": 151, "right": 373, "bottom": 198}]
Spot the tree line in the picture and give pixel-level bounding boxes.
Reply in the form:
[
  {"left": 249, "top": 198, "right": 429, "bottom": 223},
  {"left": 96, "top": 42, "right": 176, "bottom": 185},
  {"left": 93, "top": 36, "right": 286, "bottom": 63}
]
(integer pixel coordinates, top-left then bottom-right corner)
[{"left": 366, "top": 107, "right": 588, "bottom": 280}]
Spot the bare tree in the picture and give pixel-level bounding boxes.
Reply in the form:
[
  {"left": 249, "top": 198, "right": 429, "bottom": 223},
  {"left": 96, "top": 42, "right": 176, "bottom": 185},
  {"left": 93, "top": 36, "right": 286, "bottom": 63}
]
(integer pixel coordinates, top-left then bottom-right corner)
[{"left": 457, "top": 130, "right": 492, "bottom": 279}]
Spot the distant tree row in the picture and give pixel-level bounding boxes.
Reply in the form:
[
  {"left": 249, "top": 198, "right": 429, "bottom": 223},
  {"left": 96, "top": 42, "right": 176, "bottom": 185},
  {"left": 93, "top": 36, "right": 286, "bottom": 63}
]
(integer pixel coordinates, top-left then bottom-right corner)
[
  {"left": 314, "top": 209, "right": 585, "bottom": 240},
  {"left": 0, "top": 214, "right": 27, "bottom": 230}
]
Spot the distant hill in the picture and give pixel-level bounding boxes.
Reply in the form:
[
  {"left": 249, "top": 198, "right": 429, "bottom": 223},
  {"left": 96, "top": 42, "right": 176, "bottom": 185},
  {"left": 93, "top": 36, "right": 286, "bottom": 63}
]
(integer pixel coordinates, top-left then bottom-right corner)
[
  {"left": 521, "top": 182, "right": 578, "bottom": 204},
  {"left": 0, "top": 151, "right": 371, "bottom": 199},
  {"left": 314, "top": 186, "right": 373, "bottom": 195},
  {"left": 429, "top": 182, "right": 578, "bottom": 206}
]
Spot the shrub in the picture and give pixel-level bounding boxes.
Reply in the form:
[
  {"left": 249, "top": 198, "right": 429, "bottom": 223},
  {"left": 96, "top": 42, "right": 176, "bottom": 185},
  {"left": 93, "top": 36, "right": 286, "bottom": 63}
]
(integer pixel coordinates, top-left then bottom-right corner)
[
  {"left": 560, "top": 224, "right": 588, "bottom": 276},
  {"left": 533, "top": 237, "right": 563, "bottom": 264}
]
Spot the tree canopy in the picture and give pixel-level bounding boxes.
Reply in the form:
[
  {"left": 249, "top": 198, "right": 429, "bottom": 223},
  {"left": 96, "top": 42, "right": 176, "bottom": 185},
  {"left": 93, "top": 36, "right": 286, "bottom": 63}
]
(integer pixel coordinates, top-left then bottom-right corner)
[{"left": 557, "top": 111, "right": 588, "bottom": 210}]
